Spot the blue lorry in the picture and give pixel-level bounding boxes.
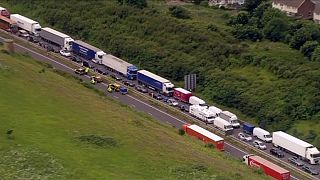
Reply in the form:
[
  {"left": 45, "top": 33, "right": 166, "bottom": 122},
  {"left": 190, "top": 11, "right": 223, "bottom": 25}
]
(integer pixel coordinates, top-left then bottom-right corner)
[
  {"left": 243, "top": 123, "right": 255, "bottom": 134},
  {"left": 72, "top": 40, "right": 106, "bottom": 64}
]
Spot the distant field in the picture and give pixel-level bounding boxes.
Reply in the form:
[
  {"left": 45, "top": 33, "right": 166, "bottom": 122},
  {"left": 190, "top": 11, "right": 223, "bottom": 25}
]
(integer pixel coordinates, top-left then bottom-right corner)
[{"left": 0, "top": 50, "right": 268, "bottom": 179}]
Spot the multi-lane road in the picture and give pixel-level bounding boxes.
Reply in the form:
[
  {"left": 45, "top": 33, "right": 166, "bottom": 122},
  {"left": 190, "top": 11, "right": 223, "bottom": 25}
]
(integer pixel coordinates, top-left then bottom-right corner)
[{"left": 1, "top": 33, "right": 317, "bottom": 179}]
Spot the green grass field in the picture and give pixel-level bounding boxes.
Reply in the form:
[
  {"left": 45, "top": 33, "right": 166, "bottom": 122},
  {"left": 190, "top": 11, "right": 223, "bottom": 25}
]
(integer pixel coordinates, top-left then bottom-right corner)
[{"left": 0, "top": 50, "right": 268, "bottom": 179}]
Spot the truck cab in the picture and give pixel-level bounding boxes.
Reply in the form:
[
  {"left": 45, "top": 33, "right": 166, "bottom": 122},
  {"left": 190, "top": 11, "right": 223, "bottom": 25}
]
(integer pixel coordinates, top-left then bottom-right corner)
[
  {"left": 65, "top": 37, "right": 74, "bottom": 51},
  {"left": 92, "top": 51, "right": 106, "bottom": 64},
  {"left": 31, "top": 23, "right": 41, "bottom": 36},
  {"left": 220, "top": 111, "right": 240, "bottom": 128},
  {"left": 127, "top": 65, "right": 138, "bottom": 80},
  {"left": 307, "top": 147, "right": 320, "bottom": 164},
  {"left": 163, "top": 82, "right": 174, "bottom": 96}
]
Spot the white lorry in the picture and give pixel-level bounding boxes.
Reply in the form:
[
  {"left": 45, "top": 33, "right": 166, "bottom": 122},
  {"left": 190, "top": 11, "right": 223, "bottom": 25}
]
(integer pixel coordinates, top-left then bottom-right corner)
[
  {"left": 208, "top": 106, "right": 222, "bottom": 117},
  {"left": 39, "top": 27, "right": 74, "bottom": 51},
  {"left": 272, "top": 131, "right": 320, "bottom": 164},
  {"left": 213, "top": 117, "right": 233, "bottom": 132},
  {"left": 189, "top": 96, "right": 206, "bottom": 106},
  {"left": 219, "top": 111, "right": 240, "bottom": 128},
  {"left": 189, "top": 105, "right": 215, "bottom": 124},
  {"left": 10, "top": 14, "right": 41, "bottom": 36}
]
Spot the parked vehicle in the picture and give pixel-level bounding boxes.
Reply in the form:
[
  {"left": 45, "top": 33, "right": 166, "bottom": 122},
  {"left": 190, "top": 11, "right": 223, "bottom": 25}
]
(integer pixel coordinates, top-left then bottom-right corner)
[
  {"left": 173, "top": 88, "right": 192, "bottom": 103},
  {"left": 110, "top": 74, "right": 122, "bottom": 81},
  {"left": 74, "top": 68, "right": 87, "bottom": 75},
  {"left": 122, "top": 80, "right": 135, "bottom": 87},
  {"left": 167, "top": 98, "right": 178, "bottom": 106},
  {"left": 270, "top": 148, "right": 285, "bottom": 158},
  {"left": 59, "top": 49, "right": 71, "bottom": 57},
  {"left": 149, "top": 92, "right": 163, "bottom": 100},
  {"left": 0, "top": 15, "right": 18, "bottom": 33},
  {"left": 302, "top": 165, "right": 319, "bottom": 175},
  {"left": 18, "top": 29, "right": 29, "bottom": 38},
  {"left": 10, "top": 14, "right": 41, "bottom": 35},
  {"left": 219, "top": 111, "right": 240, "bottom": 128},
  {"left": 90, "top": 76, "right": 103, "bottom": 83},
  {"left": 70, "top": 55, "right": 82, "bottom": 63},
  {"left": 238, "top": 132, "right": 252, "bottom": 141},
  {"left": 95, "top": 68, "right": 108, "bottom": 75},
  {"left": 243, "top": 123, "right": 255, "bottom": 135},
  {"left": 101, "top": 54, "right": 138, "bottom": 80},
  {"left": 208, "top": 106, "right": 222, "bottom": 117},
  {"left": 108, "top": 83, "right": 121, "bottom": 92},
  {"left": 189, "top": 105, "right": 215, "bottom": 124},
  {"left": 137, "top": 70, "right": 174, "bottom": 96},
  {"left": 27, "top": 36, "right": 39, "bottom": 43},
  {"left": 40, "top": 27, "right": 74, "bottom": 51},
  {"left": 182, "top": 124, "right": 224, "bottom": 151},
  {"left": 120, "top": 86, "right": 128, "bottom": 95},
  {"left": 243, "top": 154, "right": 290, "bottom": 180},
  {"left": 253, "top": 140, "right": 267, "bottom": 150},
  {"left": 72, "top": 40, "right": 105, "bottom": 63},
  {"left": 82, "top": 61, "right": 94, "bottom": 69},
  {"left": 135, "top": 85, "right": 148, "bottom": 93},
  {"left": 288, "top": 156, "right": 304, "bottom": 166},
  {"left": 213, "top": 117, "right": 233, "bottom": 133},
  {"left": 253, "top": 127, "right": 272, "bottom": 143},
  {"left": 179, "top": 105, "right": 188, "bottom": 112},
  {"left": 272, "top": 131, "right": 320, "bottom": 164},
  {"left": 0, "top": 7, "right": 10, "bottom": 18},
  {"left": 188, "top": 96, "right": 206, "bottom": 106}
]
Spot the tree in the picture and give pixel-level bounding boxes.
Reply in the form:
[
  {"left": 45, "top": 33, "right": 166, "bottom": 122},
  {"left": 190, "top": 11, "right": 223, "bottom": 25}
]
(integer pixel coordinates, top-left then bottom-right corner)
[
  {"left": 311, "top": 45, "right": 320, "bottom": 61},
  {"left": 118, "top": 0, "right": 147, "bottom": 8},
  {"left": 289, "top": 28, "right": 312, "bottom": 49},
  {"left": 244, "top": 0, "right": 264, "bottom": 12},
  {"left": 169, "top": 6, "right": 191, "bottom": 19},
  {"left": 263, "top": 18, "right": 288, "bottom": 41},
  {"left": 233, "top": 25, "right": 263, "bottom": 41},
  {"left": 300, "top": 41, "right": 318, "bottom": 58}
]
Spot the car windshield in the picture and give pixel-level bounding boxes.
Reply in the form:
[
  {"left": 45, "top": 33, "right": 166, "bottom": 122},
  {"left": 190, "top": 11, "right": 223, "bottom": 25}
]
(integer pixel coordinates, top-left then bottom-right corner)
[
  {"left": 208, "top": 116, "right": 215, "bottom": 120},
  {"left": 311, "top": 153, "right": 320, "bottom": 158},
  {"left": 129, "top": 70, "right": 137, "bottom": 74},
  {"left": 230, "top": 120, "right": 238, "bottom": 124},
  {"left": 167, "top": 87, "right": 174, "bottom": 92},
  {"left": 244, "top": 134, "right": 250, "bottom": 138},
  {"left": 265, "top": 134, "right": 272, "bottom": 138},
  {"left": 225, "top": 125, "right": 233, "bottom": 129}
]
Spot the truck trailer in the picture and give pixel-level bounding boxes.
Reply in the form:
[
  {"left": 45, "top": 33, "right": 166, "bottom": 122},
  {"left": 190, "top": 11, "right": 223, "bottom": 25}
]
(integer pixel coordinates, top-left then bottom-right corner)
[
  {"left": 213, "top": 117, "right": 233, "bottom": 134},
  {"left": 0, "top": 7, "right": 10, "bottom": 18},
  {"left": 173, "top": 88, "right": 192, "bottom": 103},
  {"left": 10, "top": 14, "right": 41, "bottom": 36},
  {"left": 72, "top": 40, "right": 106, "bottom": 64},
  {"left": 189, "top": 96, "right": 206, "bottom": 106},
  {"left": 137, "top": 70, "right": 174, "bottom": 96},
  {"left": 189, "top": 105, "right": 215, "bottom": 124},
  {"left": 272, "top": 131, "right": 320, "bottom": 164},
  {"left": 243, "top": 154, "right": 290, "bottom": 180},
  {"left": 40, "top": 27, "right": 74, "bottom": 51},
  {"left": 208, "top": 106, "right": 222, "bottom": 117},
  {"left": 243, "top": 123, "right": 255, "bottom": 135},
  {"left": 182, "top": 124, "right": 224, "bottom": 151},
  {"left": 0, "top": 15, "right": 18, "bottom": 33},
  {"left": 219, "top": 111, "right": 240, "bottom": 128},
  {"left": 101, "top": 54, "right": 138, "bottom": 80}
]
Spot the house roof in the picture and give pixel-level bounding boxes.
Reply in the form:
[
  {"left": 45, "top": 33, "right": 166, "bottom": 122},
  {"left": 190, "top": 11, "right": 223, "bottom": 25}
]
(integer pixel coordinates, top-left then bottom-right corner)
[{"left": 273, "top": 0, "right": 305, "bottom": 8}]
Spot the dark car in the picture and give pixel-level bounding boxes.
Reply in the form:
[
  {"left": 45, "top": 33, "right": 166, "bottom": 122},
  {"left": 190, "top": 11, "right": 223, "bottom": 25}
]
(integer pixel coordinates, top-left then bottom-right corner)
[
  {"left": 74, "top": 68, "right": 86, "bottom": 75},
  {"left": 82, "top": 61, "right": 94, "bottom": 69},
  {"left": 180, "top": 105, "right": 189, "bottom": 112},
  {"left": 302, "top": 165, "right": 319, "bottom": 175},
  {"left": 95, "top": 68, "right": 108, "bottom": 75},
  {"left": 123, "top": 80, "right": 135, "bottom": 87},
  {"left": 110, "top": 74, "right": 122, "bottom": 81},
  {"left": 70, "top": 56, "right": 82, "bottom": 63},
  {"left": 135, "top": 85, "right": 148, "bottom": 93},
  {"left": 288, "top": 156, "right": 304, "bottom": 166},
  {"left": 27, "top": 36, "right": 39, "bottom": 43},
  {"left": 154, "top": 94, "right": 163, "bottom": 100},
  {"left": 270, "top": 148, "right": 285, "bottom": 158}
]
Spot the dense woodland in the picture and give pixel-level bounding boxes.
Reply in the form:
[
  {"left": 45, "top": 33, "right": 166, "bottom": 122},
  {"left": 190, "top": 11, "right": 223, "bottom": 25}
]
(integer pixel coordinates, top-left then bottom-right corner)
[{"left": 2, "top": 0, "right": 320, "bottom": 146}]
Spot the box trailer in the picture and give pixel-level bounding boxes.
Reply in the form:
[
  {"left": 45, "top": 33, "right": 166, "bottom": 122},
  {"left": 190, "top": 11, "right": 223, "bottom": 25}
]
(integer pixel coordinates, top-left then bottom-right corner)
[
  {"left": 243, "top": 154, "right": 290, "bottom": 180},
  {"left": 243, "top": 123, "right": 255, "bottom": 135},
  {"left": 0, "top": 15, "right": 18, "bottom": 33},
  {"left": 189, "top": 105, "right": 215, "bottom": 124},
  {"left": 40, "top": 27, "right": 74, "bottom": 51},
  {"left": 189, "top": 96, "right": 206, "bottom": 106},
  {"left": 182, "top": 124, "right": 224, "bottom": 151},
  {"left": 101, "top": 54, "right": 138, "bottom": 80},
  {"left": 213, "top": 117, "right": 233, "bottom": 134},
  {"left": 272, "top": 131, "right": 320, "bottom": 164},
  {"left": 137, "top": 70, "right": 174, "bottom": 96},
  {"left": 72, "top": 40, "right": 106, "bottom": 64},
  {"left": 173, "top": 88, "right": 192, "bottom": 103},
  {"left": 219, "top": 111, "right": 240, "bottom": 128},
  {"left": 10, "top": 14, "right": 41, "bottom": 36},
  {"left": 208, "top": 106, "right": 222, "bottom": 117},
  {"left": 0, "top": 7, "right": 10, "bottom": 18}
]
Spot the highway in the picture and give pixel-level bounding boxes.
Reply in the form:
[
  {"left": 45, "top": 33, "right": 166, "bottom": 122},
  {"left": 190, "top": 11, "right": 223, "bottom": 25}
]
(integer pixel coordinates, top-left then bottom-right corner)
[{"left": 0, "top": 34, "right": 309, "bottom": 180}]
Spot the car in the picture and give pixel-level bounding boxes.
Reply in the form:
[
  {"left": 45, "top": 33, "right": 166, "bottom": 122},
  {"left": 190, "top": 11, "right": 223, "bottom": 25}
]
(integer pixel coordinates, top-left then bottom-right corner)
[
  {"left": 238, "top": 132, "right": 252, "bottom": 141},
  {"left": 95, "top": 68, "right": 108, "bottom": 75},
  {"left": 52, "top": 47, "right": 60, "bottom": 53},
  {"left": 108, "top": 83, "right": 121, "bottom": 92},
  {"left": 70, "top": 56, "right": 82, "bottom": 63},
  {"left": 110, "top": 74, "right": 122, "bottom": 81},
  {"left": 60, "top": 50, "right": 71, "bottom": 57},
  {"left": 179, "top": 105, "right": 189, "bottom": 112},
  {"left": 82, "top": 61, "right": 94, "bottom": 69},
  {"left": 18, "top": 30, "right": 29, "bottom": 38},
  {"left": 302, "top": 165, "right": 319, "bottom": 175},
  {"left": 154, "top": 94, "right": 163, "bottom": 100},
  {"left": 27, "top": 36, "right": 39, "bottom": 43},
  {"left": 91, "top": 76, "right": 103, "bottom": 83},
  {"left": 135, "top": 85, "right": 148, "bottom": 93},
  {"left": 252, "top": 140, "right": 266, "bottom": 150},
  {"left": 167, "top": 98, "right": 178, "bottom": 106},
  {"left": 288, "top": 156, "right": 304, "bottom": 166},
  {"left": 74, "top": 68, "right": 87, "bottom": 75},
  {"left": 270, "top": 148, "right": 285, "bottom": 158},
  {"left": 123, "top": 80, "right": 135, "bottom": 87},
  {"left": 46, "top": 45, "right": 54, "bottom": 52}
]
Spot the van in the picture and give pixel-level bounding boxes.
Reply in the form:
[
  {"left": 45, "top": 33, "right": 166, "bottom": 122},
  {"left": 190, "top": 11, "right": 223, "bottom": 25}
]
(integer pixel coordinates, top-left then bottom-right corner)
[
  {"left": 219, "top": 111, "right": 240, "bottom": 128},
  {"left": 188, "top": 96, "right": 206, "bottom": 106},
  {"left": 253, "top": 127, "right": 272, "bottom": 143},
  {"left": 213, "top": 117, "right": 233, "bottom": 132},
  {"left": 208, "top": 106, "right": 222, "bottom": 117}
]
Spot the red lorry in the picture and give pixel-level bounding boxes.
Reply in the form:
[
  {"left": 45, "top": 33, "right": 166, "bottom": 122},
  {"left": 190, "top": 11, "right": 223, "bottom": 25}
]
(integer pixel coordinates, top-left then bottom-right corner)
[
  {"left": 0, "top": 15, "right": 18, "bottom": 33},
  {"left": 243, "top": 154, "right": 290, "bottom": 180},
  {"left": 182, "top": 124, "right": 224, "bottom": 151},
  {"left": 174, "top": 88, "right": 192, "bottom": 103},
  {"left": 0, "top": 7, "right": 10, "bottom": 18}
]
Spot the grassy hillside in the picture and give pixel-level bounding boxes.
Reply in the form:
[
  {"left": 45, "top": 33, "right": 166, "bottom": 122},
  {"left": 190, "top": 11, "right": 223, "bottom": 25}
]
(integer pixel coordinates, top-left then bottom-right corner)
[
  {"left": 1, "top": 0, "right": 319, "bottom": 146},
  {"left": 0, "top": 49, "right": 268, "bottom": 179}
]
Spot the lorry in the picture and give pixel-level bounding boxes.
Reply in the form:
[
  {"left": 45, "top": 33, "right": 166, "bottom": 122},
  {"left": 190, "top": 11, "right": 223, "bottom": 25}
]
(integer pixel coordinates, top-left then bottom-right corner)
[
  {"left": 0, "top": 7, "right": 10, "bottom": 18},
  {"left": 243, "top": 123, "right": 255, "bottom": 135},
  {"left": 208, "top": 106, "right": 222, "bottom": 117},
  {"left": 243, "top": 154, "right": 290, "bottom": 180},
  {"left": 137, "top": 70, "right": 174, "bottom": 96},
  {"left": 272, "top": 131, "right": 320, "bottom": 164},
  {"left": 39, "top": 27, "right": 74, "bottom": 51},
  {"left": 101, "top": 54, "right": 138, "bottom": 80},
  {"left": 173, "top": 88, "right": 192, "bottom": 103},
  {"left": 72, "top": 40, "right": 106, "bottom": 64},
  {"left": 10, "top": 14, "right": 41, "bottom": 36},
  {"left": 0, "top": 15, "right": 18, "bottom": 33},
  {"left": 189, "top": 105, "right": 215, "bottom": 124},
  {"left": 182, "top": 124, "right": 224, "bottom": 151},
  {"left": 253, "top": 127, "right": 272, "bottom": 143},
  {"left": 213, "top": 117, "right": 233, "bottom": 134},
  {"left": 219, "top": 111, "right": 240, "bottom": 128},
  {"left": 189, "top": 96, "right": 206, "bottom": 106}
]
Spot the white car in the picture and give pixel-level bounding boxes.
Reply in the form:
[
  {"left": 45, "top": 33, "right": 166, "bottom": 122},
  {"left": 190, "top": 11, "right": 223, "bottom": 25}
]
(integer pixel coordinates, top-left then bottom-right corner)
[
  {"left": 60, "top": 50, "right": 71, "bottom": 57},
  {"left": 167, "top": 98, "right": 178, "bottom": 106},
  {"left": 238, "top": 132, "right": 252, "bottom": 141},
  {"left": 18, "top": 30, "right": 29, "bottom": 38},
  {"left": 253, "top": 140, "right": 267, "bottom": 150}
]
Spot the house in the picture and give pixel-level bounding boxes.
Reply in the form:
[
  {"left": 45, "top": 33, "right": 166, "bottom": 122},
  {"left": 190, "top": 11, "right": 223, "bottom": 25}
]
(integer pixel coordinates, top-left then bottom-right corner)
[
  {"left": 314, "top": 4, "right": 320, "bottom": 23},
  {"left": 272, "top": 0, "right": 315, "bottom": 18},
  {"left": 208, "top": 0, "right": 244, "bottom": 7}
]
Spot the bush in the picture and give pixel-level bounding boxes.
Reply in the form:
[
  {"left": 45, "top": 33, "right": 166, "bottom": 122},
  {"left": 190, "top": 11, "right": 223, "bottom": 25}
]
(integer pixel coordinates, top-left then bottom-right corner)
[
  {"left": 169, "top": 6, "right": 191, "bottom": 19},
  {"left": 205, "top": 143, "right": 215, "bottom": 149},
  {"left": 178, "top": 128, "right": 185, "bottom": 135},
  {"left": 77, "top": 135, "right": 118, "bottom": 148}
]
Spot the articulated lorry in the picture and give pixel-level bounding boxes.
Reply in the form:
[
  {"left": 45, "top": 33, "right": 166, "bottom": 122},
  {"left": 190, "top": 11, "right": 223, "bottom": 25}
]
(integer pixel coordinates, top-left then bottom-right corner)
[
  {"left": 72, "top": 40, "right": 106, "bottom": 64},
  {"left": 137, "top": 70, "right": 174, "bottom": 96},
  {"left": 10, "top": 14, "right": 41, "bottom": 36},
  {"left": 272, "top": 131, "right": 320, "bottom": 164},
  {"left": 173, "top": 88, "right": 192, "bottom": 103},
  {"left": 101, "top": 54, "right": 138, "bottom": 80},
  {"left": 189, "top": 96, "right": 206, "bottom": 106},
  {"left": 40, "top": 27, "right": 74, "bottom": 51},
  {"left": 219, "top": 111, "right": 240, "bottom": 128}
]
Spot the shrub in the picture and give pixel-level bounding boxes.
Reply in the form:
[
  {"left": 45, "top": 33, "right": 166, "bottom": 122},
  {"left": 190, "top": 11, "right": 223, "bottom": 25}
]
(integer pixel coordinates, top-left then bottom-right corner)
[
  {"left": 178, "top": 128, "right": 185, "bottom": 135},
  {"left": 169, "top": 6, "right": 191, "bottom": 19},
  {"left": 205, "top": 143, "right": 215, "bottom": 149}
]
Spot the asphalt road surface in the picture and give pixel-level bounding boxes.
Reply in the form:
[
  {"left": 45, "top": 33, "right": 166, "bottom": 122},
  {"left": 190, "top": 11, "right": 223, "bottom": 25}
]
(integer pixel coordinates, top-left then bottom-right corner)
[{"left": 0, "top": 35, "right": 306, "bottom": 180}]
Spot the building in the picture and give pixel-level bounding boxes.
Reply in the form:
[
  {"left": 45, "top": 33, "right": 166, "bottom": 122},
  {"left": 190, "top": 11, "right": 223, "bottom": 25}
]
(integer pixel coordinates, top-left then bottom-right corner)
[
  {"left": 314, "top": 4, "right": 320, "bottom": 23},
  {"left": 272, "top": 0, "right": 315, "bottom": 18},
  {"left": 208, "top": 0, "right": 244, "bottom": 8}
]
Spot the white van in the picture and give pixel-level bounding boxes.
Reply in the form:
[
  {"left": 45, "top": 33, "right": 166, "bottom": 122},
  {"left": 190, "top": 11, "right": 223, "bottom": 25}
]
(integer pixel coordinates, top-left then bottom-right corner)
[
  {"left": 219, "top": 111, "right": 240, "bottom": 128},
  {"left": 208, "top": 106, "right": 222, "bottom": 117},
  {"left": 213, "top": 117, "right": 233, "bottom": 132},
  {"left": 189, "top": 96, "right": 206, "bottom": 106},
  {"left": 253, "top": 127, "right": 272, "bottom": 143}
]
